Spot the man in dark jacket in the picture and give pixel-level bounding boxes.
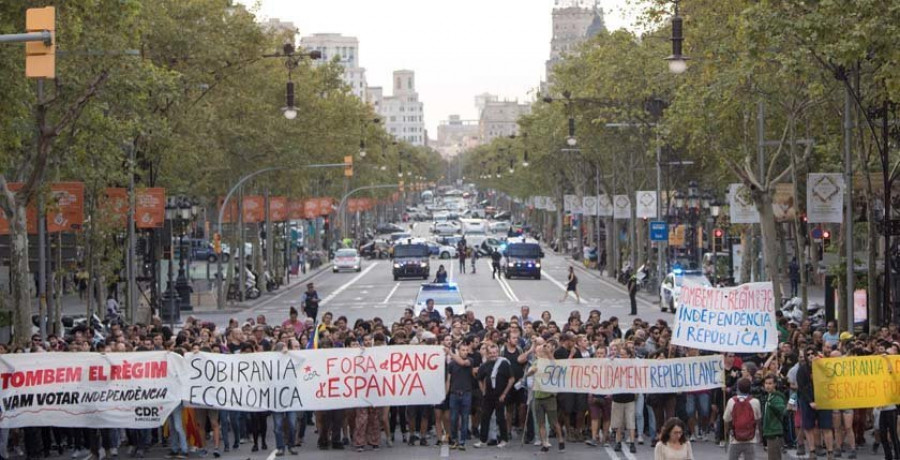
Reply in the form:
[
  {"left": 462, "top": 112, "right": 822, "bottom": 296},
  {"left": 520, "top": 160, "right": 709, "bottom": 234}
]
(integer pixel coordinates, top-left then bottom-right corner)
[{"left": 761, "top": 374, "right": 787, "bottom": 460}]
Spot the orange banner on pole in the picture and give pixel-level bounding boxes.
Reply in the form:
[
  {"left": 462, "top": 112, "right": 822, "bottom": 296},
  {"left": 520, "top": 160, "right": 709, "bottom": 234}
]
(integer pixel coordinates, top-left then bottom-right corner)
[
  {"left": 316, "top": 197, "right": 333, "bottom": 216},
  {"left": 347, "top": 198, "right": 359, "bottom": 213},
  {"left": 303, "top": 199, "right": 320, "bottom": 220},
  {"left": 242, "top": 196, "right": 265, "bottom": 223},
  {"left": 288, "top": 200, "right": 305, "bottom": 220},
  {"left": 270, "top": 197, "right": 288, "bottom": 222},
  {"left": 136, "top": 188, "right": 166, "bottom": 229},
  {"left": 46, "top": 182, "right": 84, "bottom": 232}
]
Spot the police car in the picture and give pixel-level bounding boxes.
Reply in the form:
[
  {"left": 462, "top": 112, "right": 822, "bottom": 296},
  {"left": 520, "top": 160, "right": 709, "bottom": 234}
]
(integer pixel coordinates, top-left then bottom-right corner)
[
  {"left": 413, "top": 283, "right": 466, "bottom": 318},
  {"left": 659, "top": 266, "right": 713, "bottom": 313}
]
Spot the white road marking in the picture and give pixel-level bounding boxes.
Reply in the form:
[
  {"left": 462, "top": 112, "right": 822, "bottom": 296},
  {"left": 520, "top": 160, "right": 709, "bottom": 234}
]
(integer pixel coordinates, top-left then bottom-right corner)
[
  {"left": 354, "top": 297, "right": 363, "bottom": 301},
  {"left": 542, "top": 270, "right": 568, "bottom": 292},
  {"left": 383, "top": 282, "right": 401, "bottom": 304},
  {"left": 497, "top": 273, "right": 520, "bottom": 302},
  {"left": 320, "top": 262, "right": 379, "bottom": 306},
  {"left": 605, "top": 445, "right": 621, "bottom": 459},
  {"left": 622, "top": 445, "right": 638, "bottom": 460},
  {"left": 266, "top": 448, "right": 278, "bottom": 460},
  {"left": 494, "top": 271, "right": 516, "bottom": 302},
  {"left": 440, "top": 443, "right": 449, "bottom": 457}
]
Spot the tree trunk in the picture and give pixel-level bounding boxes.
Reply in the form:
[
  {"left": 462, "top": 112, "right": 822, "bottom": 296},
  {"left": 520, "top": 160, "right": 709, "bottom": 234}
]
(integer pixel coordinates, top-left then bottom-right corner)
[
  {"left": 10, "top": 202, "right": 33, "bottom": 348},
  {"left": 752, "top": 189, "right": 784, "bottom": 307},
  {"left": 605, "top": 216, "right": 615, "bottom": 277},
  {"left": 741, "top": 227, "right": 754, "bottom": 284}
]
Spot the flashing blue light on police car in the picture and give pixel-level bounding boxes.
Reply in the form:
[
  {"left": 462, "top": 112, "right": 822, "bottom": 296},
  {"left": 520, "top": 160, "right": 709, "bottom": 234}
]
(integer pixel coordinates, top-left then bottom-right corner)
[{"left": 673, "top": 264, "right": 683, "bottom": 275}]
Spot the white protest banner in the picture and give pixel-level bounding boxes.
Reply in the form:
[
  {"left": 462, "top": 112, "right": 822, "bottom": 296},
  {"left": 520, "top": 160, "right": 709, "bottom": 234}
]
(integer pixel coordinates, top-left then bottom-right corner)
[
  {"left": 807, "top": 173, "right": 844, "bottom": 223},
  {"left": 613, "top": 195, "right": 631, "bottom": 219},
  {"left": 185, "top": 346, "right": 445, "bottom": 412},
  {"left": 564, "top": 195, "right": 584, "bottom": 214},
  {"left": 672, "top": 282, "right": 778, "bottom": 353},
  {"left": 582, "top": 196, "right": 598, "bottom": 216},
  {"left": 532, "top": 196, "right": 546, "bottom": 210},
  {"left": 0, "top": 352, "right": 188, "bottom": 429},
  {"left": 597, "top": 194, "right": 613, "bottom": 217},
  {"left": 729, "top": 183, "right": 759, "bottom": 224},
  {"left": 533, "top": 355, "right": 724, "bottom": 395},
  {"left": 635, "top": 191, "right": 658, "bottom": 219}
]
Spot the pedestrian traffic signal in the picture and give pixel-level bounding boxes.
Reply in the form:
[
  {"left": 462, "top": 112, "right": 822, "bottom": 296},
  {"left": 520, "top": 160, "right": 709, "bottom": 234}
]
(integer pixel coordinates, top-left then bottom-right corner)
[
  {"left": 323, "top": 217, "right": 330, "bottom": 231},
  {"left": 25, "top": 7, "right": 55, "bottom": 79},
  {"left": 713, "top": 228, "right": 724, "bottom": 252},
  {"left": 344, "top": 155, "right": 353, "bottom": 177},
  {"left": 823, "top": 230, "right": 831, "bottom": 249}
]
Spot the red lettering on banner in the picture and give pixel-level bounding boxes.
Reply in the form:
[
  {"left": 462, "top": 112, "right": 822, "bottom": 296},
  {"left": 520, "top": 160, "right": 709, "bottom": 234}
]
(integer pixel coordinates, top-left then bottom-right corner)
[
  {"left": 0, "top": 367, "right": 82, "bottom": 389},
  {"left": 389, "top": 352, "right": 441, "bottom": 372}
]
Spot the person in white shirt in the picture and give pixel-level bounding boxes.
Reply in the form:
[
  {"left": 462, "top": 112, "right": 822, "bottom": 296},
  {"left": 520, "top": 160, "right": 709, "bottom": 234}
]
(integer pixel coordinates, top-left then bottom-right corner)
[{"left": 723, "top": 378, "right": 762, "bottom": 460}]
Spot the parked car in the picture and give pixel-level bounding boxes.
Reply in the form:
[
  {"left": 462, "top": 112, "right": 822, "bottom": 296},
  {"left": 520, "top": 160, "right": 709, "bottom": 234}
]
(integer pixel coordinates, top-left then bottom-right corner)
[
  {"left": 489, "top": 221, "right": 511, "bottom": 234},
  {"left": 333, "top": 248, "right": 362, "bottom": 273},
  {"left": 376, "top": 223, "right": 406, "bottom": 235}
]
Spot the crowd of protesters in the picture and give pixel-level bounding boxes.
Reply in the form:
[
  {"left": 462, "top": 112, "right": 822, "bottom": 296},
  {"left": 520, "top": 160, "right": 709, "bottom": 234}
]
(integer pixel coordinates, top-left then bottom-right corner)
[{"left": 2, "top": 286, "right": 900, "bottom": 460}]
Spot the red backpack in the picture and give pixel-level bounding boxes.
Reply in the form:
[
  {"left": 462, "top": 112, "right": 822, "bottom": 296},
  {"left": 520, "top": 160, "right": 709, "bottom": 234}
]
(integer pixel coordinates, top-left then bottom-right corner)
[{"left": 731, "top": 396, "right": 756, "bottom": 442}]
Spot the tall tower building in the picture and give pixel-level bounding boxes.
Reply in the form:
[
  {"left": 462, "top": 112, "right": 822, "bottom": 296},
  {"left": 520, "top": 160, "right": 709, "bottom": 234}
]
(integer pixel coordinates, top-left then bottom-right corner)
[
  {"left": 373, "top": 70, "right": 426, "bottom": 146},
  {"left": 299, "top": 33, "right": 368, "bottom": 102},
  {"left": 545, "top": 0, "right": 606, "bottom": 80}
]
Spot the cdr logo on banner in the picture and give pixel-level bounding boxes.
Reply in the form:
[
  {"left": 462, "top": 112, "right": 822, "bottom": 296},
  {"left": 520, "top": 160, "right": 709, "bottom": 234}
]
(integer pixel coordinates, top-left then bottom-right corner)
[{"left": 133, "top": 406, "right": 163, "bottom": 423}]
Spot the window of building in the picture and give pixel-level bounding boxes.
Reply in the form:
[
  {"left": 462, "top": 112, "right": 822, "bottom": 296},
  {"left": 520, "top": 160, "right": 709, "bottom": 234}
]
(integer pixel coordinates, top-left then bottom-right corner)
[
  {"left": 407, "top": 78, "right": 413, "bottom": 90},
  {"left": 396, "top": 77, "right": 401, "bottom": 90}
]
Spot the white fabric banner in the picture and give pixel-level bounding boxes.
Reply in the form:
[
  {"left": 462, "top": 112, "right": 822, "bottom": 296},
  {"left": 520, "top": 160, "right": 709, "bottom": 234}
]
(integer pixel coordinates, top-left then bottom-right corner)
[
  {"left": 807, "top": 173, "right": 844, "bottom": 223},
  {"left": 531, "top": 196, "right": 544, "bottom": 209},
  {"left": 671, "top": 282, "right": 778, "bottom": 353},
  {"left": 533, "top": 355, "right": 725, "bottom": 395},
  {"left": 184, "top": 346, "right": 446, "bottom": 412},
  {"left": 597, "top": 194, "right": 614, "bottom": 217},
  {"left": 581, "top": 196, "right": 599, "bottom": 216},
  {"left": 0, "top": 351, "right": 188, "bottom": 429},
  {"left": 729, "top": 183, "right": 760, "bottom": 224},
  {"left": 613, "top": 195, "right": 631, "bottom": 220},
  {"left": 635, "top": 191, "right": 658, "bottom": 219},
  {"left": 564, "top": 195, "right": 584, "bottom": 214}
]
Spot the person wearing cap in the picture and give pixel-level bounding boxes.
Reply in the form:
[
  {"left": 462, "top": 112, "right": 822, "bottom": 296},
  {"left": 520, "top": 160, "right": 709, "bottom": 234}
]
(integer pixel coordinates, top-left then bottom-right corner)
[{"left": 301, "top": 282, "right": 320, "bottom": 321}]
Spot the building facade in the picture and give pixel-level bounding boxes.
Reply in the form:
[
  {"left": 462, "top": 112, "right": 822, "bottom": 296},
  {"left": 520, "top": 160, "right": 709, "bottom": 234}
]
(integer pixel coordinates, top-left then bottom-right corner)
[
  {"left": 299, "top": 33, "right": 368, "bottom": 102},
  {"left": 478, "top": 99, "right": 531, "bottom": 143},
  {"left": 545, "top": 0, "right": 606, "bottom": 80},
  {"left": 371, "top": 70, "right": 426, "bottom": 146},
  {"left": 434, "top": 115, "right": 480, "bottom": 159}
]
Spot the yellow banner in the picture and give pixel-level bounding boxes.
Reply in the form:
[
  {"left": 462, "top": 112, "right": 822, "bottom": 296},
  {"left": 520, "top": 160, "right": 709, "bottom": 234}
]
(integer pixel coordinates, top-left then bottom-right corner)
[{"left": 812, "top": 355, "right": 900, "bottom": 409}]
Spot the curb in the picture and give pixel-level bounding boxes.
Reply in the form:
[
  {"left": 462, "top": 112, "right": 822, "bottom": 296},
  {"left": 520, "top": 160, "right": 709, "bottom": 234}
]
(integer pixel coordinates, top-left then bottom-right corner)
[{"left": 205, "top": 262, "right": 333, "bottom": 311}]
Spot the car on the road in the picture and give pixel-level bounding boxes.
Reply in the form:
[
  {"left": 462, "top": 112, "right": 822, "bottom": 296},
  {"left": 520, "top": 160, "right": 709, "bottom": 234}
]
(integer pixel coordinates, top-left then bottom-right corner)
[
  {"left": 359, "top": 240, "right": 391, "bottom": 259},
  {"left": 389, "top": 232, "right": 412, "bottom": 243},
  {"left": 413, "top": 283, "right": 466, "bottom": 317},
  {"left": 432, "top": 222, "right": 460, "bottom": 235},
  {"left": 503, "top": 242, "right": 544, "bottom": 279},
  {"left": 375, "top": 223, "right": 406, "bottom": 235},
  {"left": 489, "top": 221, "right": 511, "bottom": 234},
  {"left": 424, "top": 240, "right": 457, "bottom": 259},
  {"left": 392, "top": 243, "right": 431, "bottom": 280},
  {"left": 436, "top": 235, "right": 464, "bottom": 248},
  {"left": 333, "top": 248, "right": 362, "bottom": 273},
  {"left": 659, "top": 268, "right": 713, "bottom": 312}
]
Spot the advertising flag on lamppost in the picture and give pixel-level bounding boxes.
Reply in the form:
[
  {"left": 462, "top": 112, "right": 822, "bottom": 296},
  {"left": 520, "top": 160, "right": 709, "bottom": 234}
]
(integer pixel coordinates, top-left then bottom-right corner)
[
  {"left": 635, "top": 191, "right": 658, "bottom": 219},
  {"left": 807, "top": 173, "right": 844, "bottom": 223},
  {"left": 597, "top": 194, "right": 614, "bottom": 217},
  {"left": 613, "top": 195, "right": 631, "bottom": 220}
]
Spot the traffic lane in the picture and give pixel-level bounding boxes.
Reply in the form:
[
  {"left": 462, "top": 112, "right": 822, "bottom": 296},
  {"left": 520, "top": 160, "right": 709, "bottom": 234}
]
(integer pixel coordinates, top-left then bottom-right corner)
[{"left": 41, "top": 437, "right": 833, "bottom": 460}]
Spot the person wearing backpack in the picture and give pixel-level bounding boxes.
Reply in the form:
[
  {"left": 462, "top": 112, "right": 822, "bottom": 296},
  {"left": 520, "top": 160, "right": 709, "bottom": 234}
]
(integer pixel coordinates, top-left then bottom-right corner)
[
  {"left": 761, "top": 374, "right": 787, "bottom": 460},
  {"left": 724, "top": 377, "right": 762, "bottom": 460}
]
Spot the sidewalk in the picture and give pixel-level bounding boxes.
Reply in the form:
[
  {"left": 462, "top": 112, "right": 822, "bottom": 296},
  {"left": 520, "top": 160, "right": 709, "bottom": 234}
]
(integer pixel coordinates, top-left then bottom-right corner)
[{"left": 32, "top": 262, "right": 334, "bottom": 318}]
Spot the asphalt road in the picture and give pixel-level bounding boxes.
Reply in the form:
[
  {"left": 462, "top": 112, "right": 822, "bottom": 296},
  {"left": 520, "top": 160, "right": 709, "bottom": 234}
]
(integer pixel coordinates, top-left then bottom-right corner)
[{"left": 190, "top": 222, "right": 662, "bottom": 329}]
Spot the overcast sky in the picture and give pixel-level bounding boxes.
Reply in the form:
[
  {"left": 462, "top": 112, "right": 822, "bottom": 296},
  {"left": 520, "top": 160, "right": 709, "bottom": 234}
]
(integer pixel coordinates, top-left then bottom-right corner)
[{"left": 243, "top": 0, "right": 640, "bottom": 136}]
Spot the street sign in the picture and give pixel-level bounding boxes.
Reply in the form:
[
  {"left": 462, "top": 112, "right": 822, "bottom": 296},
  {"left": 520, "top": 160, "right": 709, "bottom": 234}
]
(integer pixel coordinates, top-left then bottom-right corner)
[
  {"left": 649, "top": 221, "right": 668, "bottom": 242},
  {"left": 811, "top": 228, "right": 823, "bottom": 239}
]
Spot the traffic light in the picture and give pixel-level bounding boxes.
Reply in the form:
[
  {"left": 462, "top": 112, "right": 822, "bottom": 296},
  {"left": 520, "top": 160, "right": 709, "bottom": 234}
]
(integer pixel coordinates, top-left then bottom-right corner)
[
  {"left": 823, "top": 230, "right": 831, "bottom": 250},
  {"left": 213, "top": 233, "right": 222, "bottom": 254},
  {"left": 344, "top": 155, "right": 353, "bottom": 177},
  {"left": 713, "top": 228, "right": 724, "bottom": 252},
  {"left": 323, "top": 217, "right": 330, "bottom": 231},
  {"left": 25, "top": 7, "right": 55, "bottom": 79}
]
